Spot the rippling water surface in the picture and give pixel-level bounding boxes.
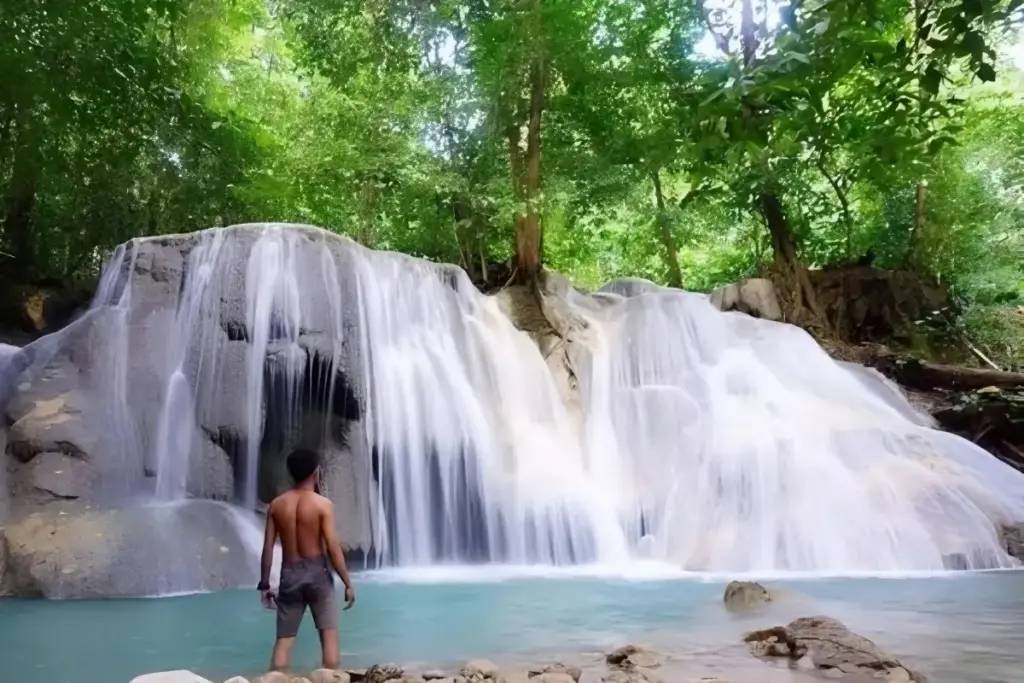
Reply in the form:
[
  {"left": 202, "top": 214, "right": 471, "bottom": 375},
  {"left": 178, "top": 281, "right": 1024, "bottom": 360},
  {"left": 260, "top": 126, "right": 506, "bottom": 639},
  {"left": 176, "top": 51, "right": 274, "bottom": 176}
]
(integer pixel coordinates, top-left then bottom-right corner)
[{"left": 2, "top": 567, "right": 1023, "bottom": 683}]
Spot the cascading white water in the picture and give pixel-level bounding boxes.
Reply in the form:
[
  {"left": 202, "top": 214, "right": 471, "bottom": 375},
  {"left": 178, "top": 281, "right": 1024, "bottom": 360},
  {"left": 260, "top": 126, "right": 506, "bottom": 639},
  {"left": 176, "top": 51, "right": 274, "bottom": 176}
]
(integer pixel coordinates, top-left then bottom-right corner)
[
  {"left": 8, "top": 222, "right": 1023, "bottom": 591},
  {"left": 352, "top": 251, "right": 627, "bottom": 566},
  {"left": 573, "top": 281, "right": 1024, "bottom": 571},
  {"left": 152, "top": 230, "right": 229, "bottom": 501}
]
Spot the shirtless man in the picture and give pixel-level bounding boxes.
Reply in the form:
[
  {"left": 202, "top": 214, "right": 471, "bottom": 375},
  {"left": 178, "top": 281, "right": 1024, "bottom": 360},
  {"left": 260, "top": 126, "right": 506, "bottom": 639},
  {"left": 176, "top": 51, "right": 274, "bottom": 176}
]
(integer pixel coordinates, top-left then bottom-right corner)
[{"left": 258, "top": 447, "right": 356, "bottom": 671}]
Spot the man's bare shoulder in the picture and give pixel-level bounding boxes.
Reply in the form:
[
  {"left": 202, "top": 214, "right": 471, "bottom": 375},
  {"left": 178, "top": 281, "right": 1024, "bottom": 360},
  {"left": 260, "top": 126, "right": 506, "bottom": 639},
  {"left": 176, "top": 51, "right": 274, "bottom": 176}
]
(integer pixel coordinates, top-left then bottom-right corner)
[{"left": 266, "top": 491, "right": 295, "bottom": 515}]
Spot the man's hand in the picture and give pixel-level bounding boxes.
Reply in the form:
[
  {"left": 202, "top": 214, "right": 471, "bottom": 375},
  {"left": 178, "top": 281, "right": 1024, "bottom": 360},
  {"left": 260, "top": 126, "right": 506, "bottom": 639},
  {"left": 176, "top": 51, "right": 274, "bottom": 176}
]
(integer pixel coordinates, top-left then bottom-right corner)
[
  {"left": 343, "top": 585, "right": 355, "bottom": 610},
  {"left": 260, "top": 589, "right": 277, "bottom": 611}
]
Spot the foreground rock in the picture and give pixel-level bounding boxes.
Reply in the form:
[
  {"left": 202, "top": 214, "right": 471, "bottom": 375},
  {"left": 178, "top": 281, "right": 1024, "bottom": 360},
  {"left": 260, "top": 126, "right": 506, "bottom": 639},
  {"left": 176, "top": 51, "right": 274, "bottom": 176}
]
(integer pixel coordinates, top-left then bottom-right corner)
[
  {"left": 130, "top": 673, "right": 215, "bottom": 683},
  {"left": 527, "top": 663, "right": 581, "bottom": 683},
  {"left": 460, "top": 660, "right": 500, "bottom": 681},
  {"left": 745, "top": 615, "right": 927, "bottom": 681},
  {"left": 722, "top": 580, "right": 772, "bottom": 611},
  {"left": 139, "top": 650, "right": 747, "bottom": 683}
]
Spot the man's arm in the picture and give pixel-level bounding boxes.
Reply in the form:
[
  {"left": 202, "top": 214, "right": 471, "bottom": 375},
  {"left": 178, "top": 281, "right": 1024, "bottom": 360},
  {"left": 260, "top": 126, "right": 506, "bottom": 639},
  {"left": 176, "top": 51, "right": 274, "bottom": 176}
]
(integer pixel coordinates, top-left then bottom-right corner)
[
  {"left": 321, "top": 499, "right": 355, "bottom": 608},
  {"left": 259, "top": 505, "right": 277, "bottom": 590}
]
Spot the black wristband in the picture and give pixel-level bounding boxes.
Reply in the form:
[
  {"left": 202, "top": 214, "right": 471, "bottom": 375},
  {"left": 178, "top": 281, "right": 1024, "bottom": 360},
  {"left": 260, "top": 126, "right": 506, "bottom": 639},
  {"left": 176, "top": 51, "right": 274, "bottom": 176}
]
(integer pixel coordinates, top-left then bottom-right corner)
[{"left": 257, "top": 581, "right": 270, "bottom": 591}]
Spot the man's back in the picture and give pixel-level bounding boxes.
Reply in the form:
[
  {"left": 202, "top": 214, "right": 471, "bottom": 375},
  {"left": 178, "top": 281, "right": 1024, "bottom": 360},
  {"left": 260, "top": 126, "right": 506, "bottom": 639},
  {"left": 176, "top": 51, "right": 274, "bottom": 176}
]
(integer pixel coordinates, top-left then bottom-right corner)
[
  {"left": 269, "top": 488, "right": 329, "bottom": 562},
  {"left": 259, "top": 447, "right": 355, "bottom": 672}
]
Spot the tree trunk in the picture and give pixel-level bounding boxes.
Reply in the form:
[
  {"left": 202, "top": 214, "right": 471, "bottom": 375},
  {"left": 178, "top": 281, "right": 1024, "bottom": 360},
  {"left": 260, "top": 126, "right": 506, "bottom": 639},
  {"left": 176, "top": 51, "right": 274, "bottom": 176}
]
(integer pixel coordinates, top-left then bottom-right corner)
[
  {"left": 870, "top": 350, "right": 1024, "bottom": 392},
  {"left": 759, "top": 192, "right": 827, "bottom": 332},
  {"left": 3, "top": 114, "right": 40, "bottom": 280},
  {"left": 506, "top": 119, "right": 526, "bottom": 265},
  {"left": 740, "top": 0, "right": 757, "bottom": 65},
  {"left": 817, "top": 160, "right": 854, "bottom": 261},
  {"left": 652, "top": 171, "right": 683, "bottom": 288},
  {"left": 514, "top": 54, "right": 545, "bottom": 283},
  {"left": 357, "top": 179, "right": 377, "bottom": 248},
  {"left": 906, "top": 182, "right": 926, "bottom": 268}
]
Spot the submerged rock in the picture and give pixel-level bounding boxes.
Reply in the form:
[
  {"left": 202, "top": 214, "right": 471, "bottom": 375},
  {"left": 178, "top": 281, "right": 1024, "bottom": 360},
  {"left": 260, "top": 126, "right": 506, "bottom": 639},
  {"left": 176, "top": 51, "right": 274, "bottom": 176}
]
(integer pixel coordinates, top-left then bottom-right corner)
[
  {"left": 745, "top": 615, "right": 927, "bottom": 682},
  {"left": 722, "top": 580, "right": 771, "bottom": 611}
]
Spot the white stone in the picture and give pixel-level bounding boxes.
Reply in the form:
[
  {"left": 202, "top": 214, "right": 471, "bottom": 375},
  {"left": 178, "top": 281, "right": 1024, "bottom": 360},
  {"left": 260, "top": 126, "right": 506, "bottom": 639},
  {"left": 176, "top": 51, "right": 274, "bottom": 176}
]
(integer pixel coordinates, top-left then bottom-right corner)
[{"left": 129, "top": 672, "right": 214, "bottom": 683}]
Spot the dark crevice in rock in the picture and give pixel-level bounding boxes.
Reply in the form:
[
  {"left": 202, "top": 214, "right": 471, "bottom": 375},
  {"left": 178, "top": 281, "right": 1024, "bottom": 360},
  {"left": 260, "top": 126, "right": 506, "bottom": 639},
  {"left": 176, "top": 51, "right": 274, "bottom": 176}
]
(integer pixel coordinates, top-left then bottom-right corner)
[
  {"left": 222, "top": 320, "right": 249, "bottom": 342},
  {"left": 255, "top": 346, "right": 360, "bottom": 505}
]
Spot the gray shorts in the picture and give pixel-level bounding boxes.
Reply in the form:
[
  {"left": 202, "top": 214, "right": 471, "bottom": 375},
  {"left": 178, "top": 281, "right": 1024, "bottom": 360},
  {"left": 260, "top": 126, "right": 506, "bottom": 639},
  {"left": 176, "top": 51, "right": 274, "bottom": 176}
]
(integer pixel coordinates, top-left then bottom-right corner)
[{"left": 276, "top": 556, "right": 337, "bottom": 638}]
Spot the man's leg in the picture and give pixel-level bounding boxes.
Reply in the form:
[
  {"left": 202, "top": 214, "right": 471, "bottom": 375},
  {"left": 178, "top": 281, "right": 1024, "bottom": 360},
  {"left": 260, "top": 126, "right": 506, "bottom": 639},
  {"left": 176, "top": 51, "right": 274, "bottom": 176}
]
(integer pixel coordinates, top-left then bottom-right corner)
[
  {"left": 318, "top": 628, "right": 340, "bottom": 669},
  {"left": 273, "top": 600, "right": 305, "bottom": 671},
  {"left": 309, "top": 566, "right": 340, "bottom": 669},
  {"left": 270, "top": 637, "right": 296, "bottom": 672}
]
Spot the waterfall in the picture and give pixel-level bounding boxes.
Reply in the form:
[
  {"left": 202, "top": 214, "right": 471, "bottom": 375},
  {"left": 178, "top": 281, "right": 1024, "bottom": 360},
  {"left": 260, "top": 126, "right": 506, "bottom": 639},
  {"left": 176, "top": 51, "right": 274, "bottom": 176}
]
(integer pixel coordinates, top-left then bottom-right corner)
[
  {"left": 5, "top": 222, "right": 1023, "bottom": 591},
  {"left": 574, "top": 283, "right": 1024, "bottom": 571}
]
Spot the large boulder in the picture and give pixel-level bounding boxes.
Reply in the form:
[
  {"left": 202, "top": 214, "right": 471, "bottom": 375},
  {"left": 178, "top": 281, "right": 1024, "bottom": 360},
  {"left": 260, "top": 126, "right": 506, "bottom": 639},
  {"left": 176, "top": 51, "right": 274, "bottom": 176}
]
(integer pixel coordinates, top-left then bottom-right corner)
[
  {"left": 2, "top": 226, "right": 379, "bottom": 597},
  {"left": 0, "top": 500, "right": 260, "bottom": 598},
  {"left": 745, "top": 615, "right": 927, "bottom": 682},
  {"left": 6, "top": 388, "right": 98, "bottom": 463},
  {"left": 809, "top": 266, "right": 949, "bottom": 343},
  {"left": 709, "top": 278, "right": 782, "bottom": 321}
]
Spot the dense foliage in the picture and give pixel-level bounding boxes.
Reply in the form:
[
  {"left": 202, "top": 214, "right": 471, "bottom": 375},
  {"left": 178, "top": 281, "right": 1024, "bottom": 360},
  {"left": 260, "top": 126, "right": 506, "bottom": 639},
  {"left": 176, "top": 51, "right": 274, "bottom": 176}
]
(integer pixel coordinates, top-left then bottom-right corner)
[{"left": 1, "top": 0, "right": 1022, "bottom": 361}]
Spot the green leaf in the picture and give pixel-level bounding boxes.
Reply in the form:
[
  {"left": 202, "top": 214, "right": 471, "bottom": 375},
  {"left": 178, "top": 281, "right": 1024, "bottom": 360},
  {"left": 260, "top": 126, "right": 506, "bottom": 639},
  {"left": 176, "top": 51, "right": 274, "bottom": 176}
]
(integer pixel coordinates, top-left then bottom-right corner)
[{"left": 977, "top": 62, "right": 996, "bottom": 82}]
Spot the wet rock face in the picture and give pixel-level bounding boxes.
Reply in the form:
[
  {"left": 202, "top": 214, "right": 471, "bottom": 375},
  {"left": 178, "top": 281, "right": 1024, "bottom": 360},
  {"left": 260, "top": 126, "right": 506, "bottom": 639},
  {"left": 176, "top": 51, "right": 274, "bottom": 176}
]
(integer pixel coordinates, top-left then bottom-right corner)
[
  {"left": 1001, "top": 523, "right": 1024, "bottom": 561},
  {"left": 745, "top": 615, "right": 928, "bottom": 682},
  {"left": 1, "top": 227, "right": 379, "bottom": 596},
  {"left": 0, "top": 500, "right": 258, "bottom": 598},
  {"left": 722, "top": 580, "right": 772, "bottom": 611}
]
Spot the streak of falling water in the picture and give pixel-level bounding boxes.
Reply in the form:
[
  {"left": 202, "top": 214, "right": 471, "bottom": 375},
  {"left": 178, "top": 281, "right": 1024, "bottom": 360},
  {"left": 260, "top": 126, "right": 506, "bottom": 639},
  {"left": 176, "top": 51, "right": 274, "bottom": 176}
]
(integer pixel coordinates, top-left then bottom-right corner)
[
  {"left": 153, "top": 231, "right": 228, "bottom": 500},
  {"left": 94, "top": 241, "right": 146, "bottom": 497},
  {"left": 243, "top": 227, "right": 304, "bottom": 511},
  {"left": 352, "top": 253, "right": 630, "bottom": 566}
]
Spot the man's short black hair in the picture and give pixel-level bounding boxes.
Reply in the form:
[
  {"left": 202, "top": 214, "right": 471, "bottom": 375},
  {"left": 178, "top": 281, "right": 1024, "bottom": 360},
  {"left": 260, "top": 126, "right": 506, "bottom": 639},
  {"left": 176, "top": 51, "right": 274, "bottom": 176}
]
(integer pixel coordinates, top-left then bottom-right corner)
[{"left": 287, "top": 447, "right": 320, "bottom": 484}]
